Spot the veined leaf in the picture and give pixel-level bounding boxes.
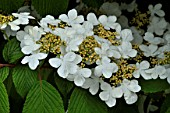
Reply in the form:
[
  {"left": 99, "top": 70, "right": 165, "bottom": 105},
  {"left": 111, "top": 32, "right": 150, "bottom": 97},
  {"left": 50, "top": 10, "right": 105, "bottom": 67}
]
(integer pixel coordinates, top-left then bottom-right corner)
[
  {"left": 0, "top": 67, "right": 9, "bottom": 82},
  {"left": 0, "top": 80, "right": 10, "bottom": 113},
  {"left": 3, "top": 38, "right": 24, "bottom": 64},
  {"left": 68, "top": 87, "right": 108, "bottom": 113},
  {"left": 22, "top": 80, "right": 65, "bottom": 113},
  {"left": 139, "top": 79, "right": 170, "bottom": 93},
  {"left": 0, "top": 0, "right": 24, "bottom": 13},
  {"left": 32, "top": 0, "right": 69, "bottom": 17},
  {"left": 12, "top": 65, "right": 38, "bottom": 98}
]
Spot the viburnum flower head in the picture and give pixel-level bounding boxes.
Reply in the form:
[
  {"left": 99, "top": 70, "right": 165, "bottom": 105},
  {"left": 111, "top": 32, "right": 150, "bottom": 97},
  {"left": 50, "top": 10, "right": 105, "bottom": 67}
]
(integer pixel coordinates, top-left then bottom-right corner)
[
  {"left": 49, "top": 52, "right": 82, "bottom": 78},
  {"left": 59, "top": 9, "right": 84, "bottom": 26}
]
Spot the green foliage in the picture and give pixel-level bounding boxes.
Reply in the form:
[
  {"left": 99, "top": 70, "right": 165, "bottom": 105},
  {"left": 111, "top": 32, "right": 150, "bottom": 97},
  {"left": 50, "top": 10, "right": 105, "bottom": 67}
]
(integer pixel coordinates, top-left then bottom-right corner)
[
  {"left": 12, "top": 65, "right": 38, "bottom": 98},
  {"left": 0, "top": 0, "right": 24, "bottom": 13},
  {"left": 3, "top": 38, "right": 24, "bottom": 64},
  {"left": 166, "top": 107, "right": 170, "bottom": 113},
  {"left": 22, "top": 80, "right": 65, "bottom": 113},
  {"left": 32, "top": 0, "right": 69, "bottom": 17},
  {"left": 68, "top": 87, "right": 108, "bottom": 113},
  {"left": 82, "top": 0, "right": 103, "bottom": 8},
  {"left": 55, "top": 75, "right": 74, "bottom": 110},
  {"left": 139, "top": 79, "right": 170, "bottom": 93},
  {"left": 161, "top": 94, "right": 170, "bottom": 113},
  {"left": 0, "top": 80, "right": 10, "bottom": 113},
  {"left": 0, "top": 67, "right": 9, "bottom": 82}
]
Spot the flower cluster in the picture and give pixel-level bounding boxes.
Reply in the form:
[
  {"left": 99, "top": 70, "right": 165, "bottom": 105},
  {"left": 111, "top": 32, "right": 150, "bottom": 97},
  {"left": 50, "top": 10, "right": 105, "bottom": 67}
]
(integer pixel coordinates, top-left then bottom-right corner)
[{"left": 1, "top": 0, "right": 170, "bottom": 107}]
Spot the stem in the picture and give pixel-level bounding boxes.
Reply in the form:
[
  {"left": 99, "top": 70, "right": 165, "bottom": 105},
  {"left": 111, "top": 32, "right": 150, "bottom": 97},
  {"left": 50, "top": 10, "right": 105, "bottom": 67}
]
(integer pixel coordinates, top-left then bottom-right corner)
[
  {"left": 0, "top": 63, "right": 15, "bottom": 68},
  {"left": 0, "top": 30, "right": 10, "bottom": 41}
]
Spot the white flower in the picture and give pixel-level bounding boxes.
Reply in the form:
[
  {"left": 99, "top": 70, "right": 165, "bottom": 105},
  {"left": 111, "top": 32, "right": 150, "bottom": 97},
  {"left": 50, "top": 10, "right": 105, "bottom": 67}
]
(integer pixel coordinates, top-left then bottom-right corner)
[
  {"left": 86, "top": 13, "right": 99, "bottom": 26},
  {"left": 82, "top": 75, "right": 102, "bottom": 95},
  {"left": 165, "top": 68, "right": 170, "bottom": 84},
  {"left": 99, "top": 2, "right": 121, "bottom": 17},
  {"left": 144, "top": 32, "right": 163, "bottom": 45},
  {"left": 98, "top": 15, "right": 117, "bottom": 30},
  {"left": 39, "top": 15, "right": 60, "bottom": 32},
  {"left": 120, "top": 79, "right": 141, "bottom": 104},
  {"left": 120, "top": 0, "right": 137, "bottom": 12},
  {"left": 118, "top": 42, "right": 137, "bottom": 58},
  {"left": 145, "top": 65, "right": 166, "bottom": 79},
  {"left": 94, "top": 57, "right": 118, "bottom": 78},
  {"left": 67, "top": 68, "right": 91, "bottom": 86},
  {"left": 148, "top": 4, "right": 165, "bottom": 17},
  {"left": 147, "top": 16, "right": 167, "bottom": 36},
  {"left": 3, "top": 26, "right": 16, "bottom": 40},
  {"left": 8, "top": 19, "right": 21, "bottom": 31},
  {"left": 99, "top": 82, "right": 123, "bottom": 107},
  {"left": 18, "top": 26, "right": 45, "bottom": 54},
  {"left": 118, "top": 15, "right": 129, "bottom": 28},
  {"left": 59, "top": 9, "right": 84, "bottom": 26},
  {"left": 54, "top": 27, "right": 76, "bottom": 41},
  {"left": 21, "top": 52, "right": 47, "bottom": 70},
  {"left": 133, "top": 60, "right": 151, "bottom": 80},
  {"left": 139, "top": 44, "right": 158, "bottom": 57},
  {"left": 120, "top": 29, "right": 134, "bottom": 42},
  {"left": 49, "top": 52, "right": 82, "bottom": 78},
  {"left": 94, "top": 42, "right": 121, "bottom": 59},
  {"left": 12, "top": 12, "right": 35, "bottom": 25},
  {"left": 130, "top": 27, "right": 143, "bottom": 45}
]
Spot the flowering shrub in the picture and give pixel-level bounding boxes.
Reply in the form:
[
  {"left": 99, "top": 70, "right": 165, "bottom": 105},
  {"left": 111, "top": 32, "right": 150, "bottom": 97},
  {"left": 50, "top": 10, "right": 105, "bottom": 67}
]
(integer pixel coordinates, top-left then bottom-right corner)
[{"left": 0, "top": 0, "right": 170, "bottom": 113}]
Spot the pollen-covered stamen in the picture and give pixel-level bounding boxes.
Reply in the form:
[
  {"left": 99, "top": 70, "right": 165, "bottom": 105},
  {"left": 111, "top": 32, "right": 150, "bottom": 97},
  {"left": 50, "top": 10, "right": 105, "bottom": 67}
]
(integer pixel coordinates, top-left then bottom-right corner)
[
  {"left": 130, "top": 11, "right": 150, "bottom": 29},
  {"left": 78, "top": 36, "right": 100, "bottom": 65},
  {"left": 58, "top": 21, "right": 68, "bottom": 28},
  {"left": 109, "top": 59, "right": 136, "bottom": 86},
  {"left": 93, "top": 24, "right": 120, "bottom": 45},
  {"left": 37, "top": 33, "right": 62, "bottom": 54},
  {"left": 159, "top": 52, "right": 170, "bottom": 65},
  {"left": 0, "top": 14, "right": 14, "bottom": 25}
]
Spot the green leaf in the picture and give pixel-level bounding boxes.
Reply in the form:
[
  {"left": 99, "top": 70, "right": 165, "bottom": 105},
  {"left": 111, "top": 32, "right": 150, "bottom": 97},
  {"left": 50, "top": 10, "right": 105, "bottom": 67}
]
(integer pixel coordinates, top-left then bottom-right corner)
[
  {"left": 0, "top": 67, "right": 9, "bottom": 82},
  {"left": 68, "top": 87, "right": 108, "bottom": 113},
  {"left": 82, "top": 0, "right": 103, "bottom": 8},
  {"left": 161, "top": 94, "right": 170, "bottom": 113},
  {"left": 139, "top": 79, "right": 170, "bottom": 93},
  {"left": 12, "top": 65, "right": 38, "bottom": 98},
  {"left": 166, "top": 107, "right": 170, "bottom": 113},
  {"left": 0, "top": 80, "right": 10, "bottom": 113},
  {"left": 0, "top": 0, "right": 24, "bottom": 13},
  {"left": 55, "top": 75, "right": 74, "bottom": 110},
  {"left": 32, "top": 0, "right": 69, "bottom": 17},
  {"left": 55, "top": 75, "right": 74, "bottom": 97},
  {"left": 22, "top": 80, "right": 65, "bottom": 113},
  {"left": 3, "top": 38, "right": 24, "bottom": 63}
]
